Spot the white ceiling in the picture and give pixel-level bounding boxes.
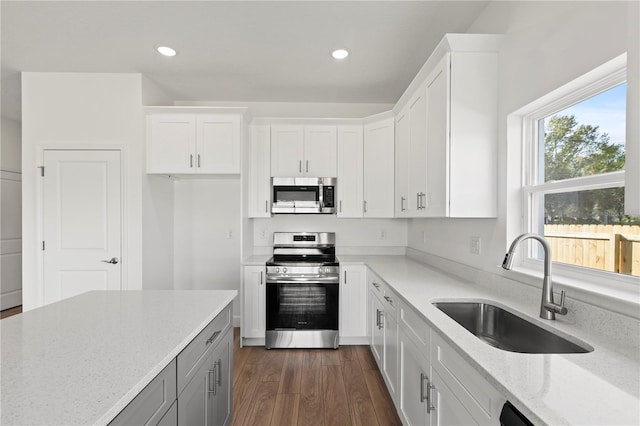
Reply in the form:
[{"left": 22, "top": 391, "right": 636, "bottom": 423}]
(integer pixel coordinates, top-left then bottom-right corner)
[{"left": 1, "top": 1, "right": 490, "bottom": 121}]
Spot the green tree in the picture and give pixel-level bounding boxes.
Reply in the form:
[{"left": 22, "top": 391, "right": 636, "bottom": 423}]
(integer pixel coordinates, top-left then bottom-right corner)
[{"left": 544, "top": 114, "right": 627, "bottom": 223}]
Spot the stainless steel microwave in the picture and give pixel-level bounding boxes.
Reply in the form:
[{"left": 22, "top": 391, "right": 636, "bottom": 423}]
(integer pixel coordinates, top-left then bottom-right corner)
[{"left": 271, "top": 177, "right": 336, "bottom": 214}]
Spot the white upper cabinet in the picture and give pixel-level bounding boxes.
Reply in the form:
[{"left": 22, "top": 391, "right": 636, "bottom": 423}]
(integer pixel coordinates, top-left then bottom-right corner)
[
  {"left": 248, "top": 125, "right": 271, "bottom": 218},
  {"left": 196, "top": 114, "right": 241, "bottom": 174},
  {"left": 147, "top": 114, "right": 196, "bottom": 174},
  {"left": 393, "top": 34, "right": 501, "bottom": 218},
  {"left": 395, "top": 110, "right": 410, "bottom": 217},
  {"left": 270, "top": 125, "right": 304, "bottom": 176},
  {"left": 395, "top": 86, "right": 428, "bottom": 217},
  {"left": 337, "top": 125, "right": 364, "bottom": 218},
  {"left": 146, "top": 110, "right": 243, "bottom": 175},
  {"left": 270, "top": 124, "right": 337, "bottom": 177},
  {"left": 304, "top": 126, "right": 338, "bottom": 177},
  {"left": 364, "top": 116, "right": 395, "bottom": 218}
]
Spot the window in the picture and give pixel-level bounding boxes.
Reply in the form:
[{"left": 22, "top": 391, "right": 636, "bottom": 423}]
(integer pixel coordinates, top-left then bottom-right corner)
[{"left": 523, "top": 57, "right": 640, "bottom": 278}]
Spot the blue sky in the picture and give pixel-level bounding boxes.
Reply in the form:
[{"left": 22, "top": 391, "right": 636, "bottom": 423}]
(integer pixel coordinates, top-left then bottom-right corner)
[{"left": 554, "top": 83, "right": 627, "bottom": 146}]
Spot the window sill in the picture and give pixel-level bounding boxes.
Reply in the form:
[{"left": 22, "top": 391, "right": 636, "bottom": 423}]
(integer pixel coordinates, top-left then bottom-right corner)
[{"left": 505, "top": 261, "right": 640, "bottom": 319}]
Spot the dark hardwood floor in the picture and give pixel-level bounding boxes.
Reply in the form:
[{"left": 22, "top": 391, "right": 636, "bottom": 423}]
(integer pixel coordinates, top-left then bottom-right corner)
[
  {"left": 0, "top": 305, "right": 22, "bottom": 319},
  {"left": 232, "top": 328, "right": 401, "bottom": 426}
]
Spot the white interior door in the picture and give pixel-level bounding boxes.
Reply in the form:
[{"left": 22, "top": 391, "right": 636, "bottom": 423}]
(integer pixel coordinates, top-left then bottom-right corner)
[{"left": 43, "top": 150, "right": 122, "bottom": 304}]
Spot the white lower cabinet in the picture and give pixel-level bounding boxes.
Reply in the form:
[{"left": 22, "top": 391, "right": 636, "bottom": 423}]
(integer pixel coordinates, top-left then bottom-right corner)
[
  {"left": 399, "top": 328, "right": 433, "bottom": 426},
  {"left": 368, "top": 272, "right": 399, "bottom": 400},
  {"left": 368, "top": 269, "right": 505, "bottom": 426},
  {"left": 339, "top": 264, "right": 368, "bottom": 340},
  {"left": 242, "top": 265, "right": 266, "bottom": 340}
]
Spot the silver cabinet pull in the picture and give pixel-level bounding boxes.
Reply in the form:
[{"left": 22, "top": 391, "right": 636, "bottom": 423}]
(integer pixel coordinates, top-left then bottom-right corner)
[
  {"left": 417, "top": 192, "right": 421, "bottom": 210},
  {"left": 101, "top": 257, "right": 119, "bottom": 264},
  {"left": 206, "top": 330, "right": 221, "bottom": 345},
  {"left": 197, "top": 154, "right": 201, "bottom": 168},
  {"left": 401, "top": 197, "right": 406, "bottom": 211},
  {"left": 190, "top": 154, "right": 194, "bottom": 168},
  {"left": 420, "top": 373, "right": 428, "bottom": 403},
  {"left": 306, "top": 160, "right": 309, "bottom": 173},
  {"left": 260, "top": 271, "right": 263, "bottom": 285},
  {"left": 215, "top": 359, "right": 222, "bottom": 386},
  {"left": 372, "top": 282, "right": 380, "bottom": 289},
  {"left": 339, "top": 200, "right": 342, "bottom": 213},
  {"left": 384, "top": 295, "right": 393, "bottom": 305},
  {"left": 265, "top": 200, "right": 268, "bottom": 213},
  {"left": 299, "top": 160, "right": 302, "bottom": 173},
  {"left": 426, "top": 381, "right": 436, "bottom": 413},
  {"left": 344, "top": 271, "right": 347, "bottom": 284},
  {"left": 208, "top": 366, "right": 216, "bottom": 396},
  {"left": 363, "top": 200, "right": 368, "bottom": 213}
]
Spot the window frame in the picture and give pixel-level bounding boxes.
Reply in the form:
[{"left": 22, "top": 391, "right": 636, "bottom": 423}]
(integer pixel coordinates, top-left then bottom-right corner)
[{"left": 509, "top": 53, "right": 639, "bottom": 309}]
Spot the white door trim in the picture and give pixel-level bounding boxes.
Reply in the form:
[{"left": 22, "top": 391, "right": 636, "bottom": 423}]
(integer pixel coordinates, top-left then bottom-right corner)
[{"left": 36, "top": 145, "right": 128, "bottom": 307}]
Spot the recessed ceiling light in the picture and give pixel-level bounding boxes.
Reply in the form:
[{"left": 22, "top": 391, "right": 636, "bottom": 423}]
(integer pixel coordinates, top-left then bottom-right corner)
[
  {"left": 332, "top": 49, "right": 349, "bottom": 60},
  {"left": 156, "top": 46, "right": 177, "bottom": 57}
]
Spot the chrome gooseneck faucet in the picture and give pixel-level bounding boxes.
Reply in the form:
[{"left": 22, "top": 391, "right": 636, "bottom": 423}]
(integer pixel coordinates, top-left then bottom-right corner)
[{"left": 501, "top": 233, "right": 568, "bottom": 320}]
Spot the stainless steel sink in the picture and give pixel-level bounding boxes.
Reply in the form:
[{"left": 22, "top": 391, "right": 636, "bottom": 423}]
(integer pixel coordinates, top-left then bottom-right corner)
[{"left": 433, "top": 302, "right": 593, "bottom": 354}]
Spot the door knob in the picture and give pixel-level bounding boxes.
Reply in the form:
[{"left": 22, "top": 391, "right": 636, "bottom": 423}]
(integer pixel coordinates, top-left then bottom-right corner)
[{"left": 101, "top": 257, "right": 119, "bottom": 264}]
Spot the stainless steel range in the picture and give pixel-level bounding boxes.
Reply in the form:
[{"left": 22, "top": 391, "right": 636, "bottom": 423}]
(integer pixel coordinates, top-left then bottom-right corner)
[{"left": 265, "top": 232, "right": 339, "bottom": 349}]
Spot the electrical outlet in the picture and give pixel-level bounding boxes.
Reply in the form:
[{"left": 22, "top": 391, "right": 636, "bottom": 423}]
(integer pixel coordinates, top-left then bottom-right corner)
[
  {"left": 227, "top": 230, "right": 233, "bottom": 239},
  {"left": 380, "top": 230, "right": 387, "bottom": 240},
  {"left": 470, "top": 236, "right": 481, "bottom": 255}
]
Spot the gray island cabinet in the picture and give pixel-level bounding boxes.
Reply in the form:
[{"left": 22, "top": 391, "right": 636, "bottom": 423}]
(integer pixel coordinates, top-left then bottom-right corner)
[{"left": 1, "top": 290, "right": 236, "bottom": 426}]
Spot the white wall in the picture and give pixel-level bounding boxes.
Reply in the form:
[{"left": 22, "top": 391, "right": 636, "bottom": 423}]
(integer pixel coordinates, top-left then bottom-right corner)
[
  {"left": 141, "top": 75, "right": 176, "bottom": 290},
  {"left": 21, "top": 73, "right": 144, "bottom": 310},
  {"left": 407, "top": 1, "right": 630, "bottom": 273},
  {"left": 174, "top": 179, "right": 241, "bottom": 316},
  {"left": 1, "top": 116, "right": 23, "bottom": 309},
  {"left": 253, "top": 216, "right": 407, "bottom": 255}
]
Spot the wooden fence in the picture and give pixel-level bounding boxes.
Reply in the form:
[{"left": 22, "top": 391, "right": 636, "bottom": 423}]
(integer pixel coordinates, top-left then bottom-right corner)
[{"left": 543, "top": 224, "right": 640, "bottom": 277}]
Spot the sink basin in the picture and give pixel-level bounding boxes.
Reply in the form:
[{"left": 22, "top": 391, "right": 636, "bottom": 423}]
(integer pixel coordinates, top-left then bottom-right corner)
[{"left": 433, "top": 302, "right": 593, "bottom": 354}]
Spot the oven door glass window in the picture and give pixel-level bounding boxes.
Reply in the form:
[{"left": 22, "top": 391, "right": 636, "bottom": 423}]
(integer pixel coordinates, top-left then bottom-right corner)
[{"left": 266, "top": 282, "right": 338, "bottom": 330}]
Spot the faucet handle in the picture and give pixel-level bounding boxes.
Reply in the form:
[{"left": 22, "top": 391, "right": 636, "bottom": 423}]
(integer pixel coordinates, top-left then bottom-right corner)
[{"left": 559, "top": 290, "right": 566, "bottom": 307}]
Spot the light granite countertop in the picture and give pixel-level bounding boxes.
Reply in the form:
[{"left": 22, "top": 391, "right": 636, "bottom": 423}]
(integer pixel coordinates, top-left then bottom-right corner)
[
  {"left": 339, "top": 255, "right": 640, "bottom": 426},
  {"left": 1, "top": 290, "right": 237, "bottom": 426}
]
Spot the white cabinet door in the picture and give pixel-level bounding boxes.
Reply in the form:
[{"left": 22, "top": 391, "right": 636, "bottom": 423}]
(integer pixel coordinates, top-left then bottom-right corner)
[
  {"left": 337, "top": 126, "right": 363, "bottom": 217},
  {"left": 242, "top": 266, "right": 265, "bottom": 339},
  {"left": 363, "top": 117, "right": 395, "bottom": 218},
  {"left": 270, "top": 125, "right": 304, "bottom": 177},
  {"left": 383, "top": 306, "right": 399, "bottom": 399},
  {"left": 425, "top": 56, "right": 449, "bottom": 218},
  {"left": 408, "top": 89, "right": 428, "bottom": 215},
  {"left": 431, "top": 369, "right": 477, "bottom": 426},
  {"left": 248, "top": 126, "right": 271, "bottom": 217},
  {"left": 399, "top": 330, "right": 431, "bottom": 426},
  {"left": 370, "top": 293, "right": 385, "bottom": 370},
  {"left": 304, "top": 125, "right": 337, "bottom": 177},
  {"left": 147, "top": 114, "right": 196, "bottom": 174},
  {"left": 339, "top": 265, "right": 367, "bottom": 338},
  {"left": 395, "top": 110, "right": 410, "bottom": 217},
  {"left": 196, "top": 115, "right": 241, "bottom": 174}
]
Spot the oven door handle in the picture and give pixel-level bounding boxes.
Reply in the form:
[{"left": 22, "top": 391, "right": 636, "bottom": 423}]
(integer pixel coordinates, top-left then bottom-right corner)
[{"left": 266, "top": 277, "right": 340, "bottom": 284}]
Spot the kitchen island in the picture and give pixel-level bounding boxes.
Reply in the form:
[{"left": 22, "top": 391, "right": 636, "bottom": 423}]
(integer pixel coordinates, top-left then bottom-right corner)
[{"left": 1, "top": 290, "right": 236, "bottom": 425}]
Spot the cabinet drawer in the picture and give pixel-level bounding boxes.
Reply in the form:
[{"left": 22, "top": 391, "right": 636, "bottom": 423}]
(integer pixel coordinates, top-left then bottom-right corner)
[
  {"left": 399, "top": 301, "right": 429, "bottom": 351},
  {"left": 177, "top": 304, "right": 232, "bottom": 394},
  {"left": 431, "top": 333, "right": 502, "bottom": 424},
  {"left": 110, "top": 359, "right": 177, "bottom": 426}
]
